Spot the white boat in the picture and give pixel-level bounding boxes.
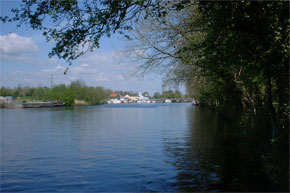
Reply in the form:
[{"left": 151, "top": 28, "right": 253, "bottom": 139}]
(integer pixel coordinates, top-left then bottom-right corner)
[
  {"left": 164, "top": 99, "right": 171, "bottom": 103},
  {"left": 108, "top": 99, "right": 121, "bottom": 104},
  {"left": 192, "top": 99, "right": 198, "bottom": 106},
  {"left": 120, "top": 97, "right": 128, "bottom": 103}
]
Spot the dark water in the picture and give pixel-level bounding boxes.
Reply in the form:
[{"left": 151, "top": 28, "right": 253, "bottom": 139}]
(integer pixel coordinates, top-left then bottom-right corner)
[{"left": 0, "top": 104, "right": 278, "bottom": 192}]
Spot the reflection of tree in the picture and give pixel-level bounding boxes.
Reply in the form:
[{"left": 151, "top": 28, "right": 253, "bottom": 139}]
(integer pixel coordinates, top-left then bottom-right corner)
[
  {"left": 162, "top": 106, "right": 222, "bottom": 192},
  {"left": 163, "top": 106, "right": 281, "bottom": 192}
]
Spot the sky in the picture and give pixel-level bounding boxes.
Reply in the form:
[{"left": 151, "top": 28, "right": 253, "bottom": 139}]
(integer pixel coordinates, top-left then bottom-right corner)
[{"left": 0, "top": 0, "right": 184, "bottom": 95}]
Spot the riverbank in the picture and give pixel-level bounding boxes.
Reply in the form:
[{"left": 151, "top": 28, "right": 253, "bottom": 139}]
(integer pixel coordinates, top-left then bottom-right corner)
[
  {"left": 0, "top": 100, "right": 66, "bottom": 109},
  {"left": 0, "top": 98, "right": 195, "bottom": 109}
]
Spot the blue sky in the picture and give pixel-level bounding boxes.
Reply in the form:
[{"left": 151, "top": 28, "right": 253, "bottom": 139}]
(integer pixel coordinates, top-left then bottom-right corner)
[{"left": 0, "top": 0, "right": 186, "bottom": 95}]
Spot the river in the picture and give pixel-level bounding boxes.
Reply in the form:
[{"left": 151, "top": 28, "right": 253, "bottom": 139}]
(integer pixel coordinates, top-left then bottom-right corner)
[{"left": 0, "top": 103, "right": 279, "bottom": 192}]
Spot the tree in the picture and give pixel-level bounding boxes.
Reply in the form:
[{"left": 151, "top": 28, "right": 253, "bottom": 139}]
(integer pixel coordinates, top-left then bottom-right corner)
[
  {"left": 1, "top": 0, "right": 193, "bottom": 72},
  {"left": 174, "top": 90, "right": 182, "bottom": 98},
  {"left": 195, "top": 1, "right": 289, "bottom": 138},
  {"left": 142, "top": 91, "right": 149, "bottom": 97},
  {"left": 70, "top": 80, "right": 87, "bottom": 99},
  {"left": 2, "top": 1, "right": 288, "bottom": 134},
  {"left": 0, "top": 87, "right": 14, "bottom": 96},
  {"left": 63, "top": 88, "right": 74, "bottom": 105},
  {"left": 122, "top": 1, "right": 289, "bottom": 139},
  {"left": 153, "top": 92, "right": 160, "bottom": 99}
]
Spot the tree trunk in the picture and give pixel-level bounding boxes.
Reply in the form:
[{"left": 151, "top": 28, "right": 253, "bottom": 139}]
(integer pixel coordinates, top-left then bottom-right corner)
[{"left": 265, "top": 74, "right": 278, "bottom": 139}]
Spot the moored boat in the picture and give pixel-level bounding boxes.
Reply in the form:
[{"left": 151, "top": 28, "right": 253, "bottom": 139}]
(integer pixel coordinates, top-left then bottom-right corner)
[
  {"left": 164, "top": 99, "right": 172, "bottom": 103},
  {"left": 23, "top": 101, "right": 53, "bottom": 108},
  {"left": 52, "top": 101, "right": 65, "bottom": 107},
  {"left": 22, "top": 101, "right": 65, "bottom": 108}
]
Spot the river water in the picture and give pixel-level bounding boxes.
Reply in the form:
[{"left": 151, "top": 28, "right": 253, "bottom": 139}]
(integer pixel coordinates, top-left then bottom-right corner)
[{"left": 0, "top": 103, "right": 277, "bottom": 192}]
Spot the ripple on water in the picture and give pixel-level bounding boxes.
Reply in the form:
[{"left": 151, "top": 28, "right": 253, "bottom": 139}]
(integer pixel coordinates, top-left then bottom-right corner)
[{"left": 1, "top": 104, "right": 248, "bottom": 192}]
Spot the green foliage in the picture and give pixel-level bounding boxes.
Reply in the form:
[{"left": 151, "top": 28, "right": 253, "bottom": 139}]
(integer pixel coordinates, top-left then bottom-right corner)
[
  {"left": 0, "top": 81, "right": 112, "bottom": 105},
  {"left": 142, "top": 91, "right": 149, "bottom": 97},
  {"left": 1, "top": 1, "right": 287, "bottom": 129},
  {"left": 0, "top": 87, "right": 15, "bottom": 96},
  {"left": 63, "top": 89, "right": 74, "bottom": 105},
  {"left": 0, "top": 0, "right": 191, "bottom": 65},
  {"left": 86, "top": 86, "right": 107, "bottom": 105},
  {"left": 153, "top": 92, "right": 161, "bottom": 98},
  {"left": 1, "top": 1, "right": 288, "bottom": 190},
  {"left": 153, "top": 90, "right": 182, "bottom": 99},
  {"left": 178, "top": 3, "right": 289, "bottom": 188}
]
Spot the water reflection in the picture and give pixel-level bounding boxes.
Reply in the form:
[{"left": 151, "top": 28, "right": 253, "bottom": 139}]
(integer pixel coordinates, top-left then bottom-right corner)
[
  {"left": 163, "top": 106, "right": 277, "bottom": 192},
  {"left": 1, "top": 104, "right": 284, "bottom": 192},
  {"left": 162, "top": 107, "right": 221, "bottom": 191}
]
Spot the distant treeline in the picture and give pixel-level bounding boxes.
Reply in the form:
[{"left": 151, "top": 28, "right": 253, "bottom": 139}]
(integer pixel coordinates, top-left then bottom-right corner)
[
  {"left": 0, "top": 81, "right": 185, "bottom": 105},
  {"left": 0, "top": 80, "right": 112, "bottom": 105},
  {"left": 153, "top": 90, "right": 182, "bottom": 99}
]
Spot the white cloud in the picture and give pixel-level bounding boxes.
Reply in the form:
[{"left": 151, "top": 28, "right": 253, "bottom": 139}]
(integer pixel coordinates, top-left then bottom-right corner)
[
  {"left": 0, "top": 33, "right": 38, "bottom": 55},
  {"left": 116, "top": 74, "right": 125, "bottom": 81},
  {"left": 42, "top": 65, "right": 66, "bottom": 73},
  {"left": 37, "top": 64, "right": 109, "bottom": 85},
  {"left": 2, "top": 49, "right": 164, "bottom": 94},
  {"left": 0, "top": 32, "right": 165, "bottom": 93},
  {"left": 48, "top": 57, "right": 58, "bottom": 64},
  {"left": 78, "top": 51, "right": 126, "bottom": 72},
  {"left": 11, "top": 70, "right": 22, "bottom": 76},
  {"left": 0, "top": 33, "right": 46, "bottom": 65},
  {"left": 23, "top": 78, "right": 33, "bottom": 83},
  {"left": 92, "top": 72, "right": 109, "bottom": 82},
  {"left": 74, "top": 64, "right": 97, "bottom": 73},
  {"left": 79, "top": 51, "right": 112, "bottom": 64},
  {"left": 3, "top": 66, "right": 164, "bottom": 94},
  {"left": 80, "top": 63, "right": 90, "bottom": 67}
]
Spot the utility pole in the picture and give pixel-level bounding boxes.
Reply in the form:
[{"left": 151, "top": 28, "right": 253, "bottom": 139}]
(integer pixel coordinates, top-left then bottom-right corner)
[{"left": 50, "top": 73, "right": 53, "bottom": 88}]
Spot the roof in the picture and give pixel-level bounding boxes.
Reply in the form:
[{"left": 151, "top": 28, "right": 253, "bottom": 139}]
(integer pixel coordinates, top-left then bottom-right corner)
[{"left": 110, "top": 93, "right": 118, "bottom": 97}]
